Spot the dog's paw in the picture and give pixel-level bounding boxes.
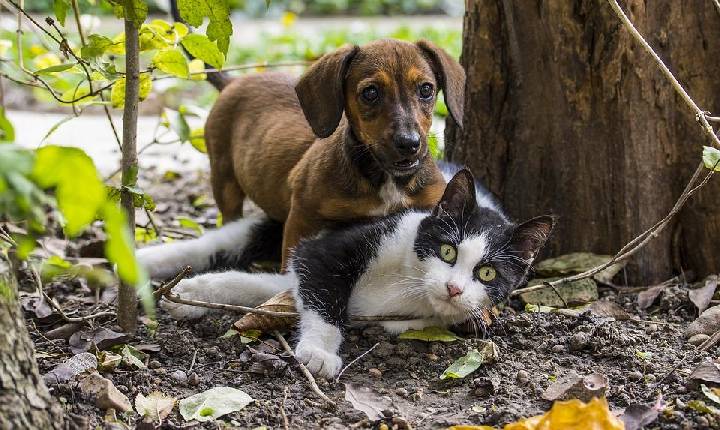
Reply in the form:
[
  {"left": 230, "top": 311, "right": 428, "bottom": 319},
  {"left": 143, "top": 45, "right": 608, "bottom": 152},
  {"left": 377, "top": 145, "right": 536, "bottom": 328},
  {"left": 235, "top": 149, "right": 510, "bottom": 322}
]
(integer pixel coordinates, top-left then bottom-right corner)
[
  {"left": 160, "top": 278, "right": 209, "bottom": 320},
  {"left": 295, "top": 341, "right": 342, "bottom": 379}
]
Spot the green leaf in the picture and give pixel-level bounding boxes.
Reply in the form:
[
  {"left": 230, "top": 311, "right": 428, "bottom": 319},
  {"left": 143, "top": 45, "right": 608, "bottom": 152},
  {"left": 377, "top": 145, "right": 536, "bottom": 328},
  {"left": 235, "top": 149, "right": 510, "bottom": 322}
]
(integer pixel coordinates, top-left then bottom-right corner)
[
  {"left": 176, "top": 0, "right": 233, "bottom": 54},
  {"left": 114, "top": 344, "right": 147, "bottom": 369},
  {"left": 440, "top": 342, "right": 498, "bottom": 380},
  {"left": 113, "top": 0, "right": 148, "bottom": 27},
  {"left": 177, "top": 216, "right": 204, "bottom": 235},
  {"left": 0, "top": 107, "right": 15, "bottom": 142},
  {"left": 34, "top": 63, "right": 76, "bottom": 75},
  {"left": 162, "top": 108, "right": 190, "bottom": 142},
  {"left": 179, "top": 387, "right": 253, "bottom": 422},
  {"left": 398, "top": 326, "right": 461, "bottom": 342},
  {"left": 32, "top": 146, "right": 106, "bottom": 237},
  {"left": 703, "top": 146, "right": 720, "bottom": 171},
  {"left": 81, "top": 34, "right": 114, "bottom": 59},
  {"left": 190, "top": 128, "right": 207, "bottom": 153},
  {"left": 153, "top": 48, "right": 189, "bottom": 78},
  {"left": 428, "top": 133, "right": 441, "bottom": 160},
  {"left": 111, "top": 73, "right": 152, "bottom": 108},
  {"left": 181, "top": 33, "right": 224, "bottom": 69},
  {"left": 53, "top": 0, "right": 70, "bottom": 26}
]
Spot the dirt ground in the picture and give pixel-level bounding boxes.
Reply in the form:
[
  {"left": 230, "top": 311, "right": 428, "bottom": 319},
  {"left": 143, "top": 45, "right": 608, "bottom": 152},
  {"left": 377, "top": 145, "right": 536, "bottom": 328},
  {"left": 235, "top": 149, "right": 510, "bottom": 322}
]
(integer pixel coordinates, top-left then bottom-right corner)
[{"left": 23, "top": 168, "right": 720, "bottom": 429}]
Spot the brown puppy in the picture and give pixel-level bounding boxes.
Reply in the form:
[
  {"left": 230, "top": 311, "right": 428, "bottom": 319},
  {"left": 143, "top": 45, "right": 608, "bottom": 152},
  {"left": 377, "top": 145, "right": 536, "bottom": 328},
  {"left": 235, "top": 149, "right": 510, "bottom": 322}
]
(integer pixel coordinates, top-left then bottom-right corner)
[{"left": 204, "top": 39, "right": 465, "bottom": 264}]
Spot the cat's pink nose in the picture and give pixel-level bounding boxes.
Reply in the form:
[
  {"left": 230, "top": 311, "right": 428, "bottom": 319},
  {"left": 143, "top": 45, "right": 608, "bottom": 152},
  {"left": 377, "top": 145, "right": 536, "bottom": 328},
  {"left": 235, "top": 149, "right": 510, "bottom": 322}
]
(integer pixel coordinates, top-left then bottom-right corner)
[{"left": 446, "top": 282, "right": 463, "bottom": 298}]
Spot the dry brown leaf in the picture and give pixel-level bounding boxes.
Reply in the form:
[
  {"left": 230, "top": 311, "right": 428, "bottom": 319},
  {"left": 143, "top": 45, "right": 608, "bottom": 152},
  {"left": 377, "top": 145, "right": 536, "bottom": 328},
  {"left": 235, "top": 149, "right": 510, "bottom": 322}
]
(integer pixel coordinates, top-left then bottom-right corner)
[
  {"left": 637, "top": 284, "right": 667, "bottom": 310},
  {"left": 620, "top": 394, "right": 664, "bottom": 430},
  {"left": 689, "top": 276, "right": 718, "bottom": 315},
  {"left": 587, "top": 301, "right": 632, "bottom": 321},
  {"left": 685, "top": 306, "right": 720, "bottom": 338},
  {"left": 344, "top": 383, "right": 392, "bottom": 421},
  {"left": 504, "top": 397, "right": 623, "bottom": 430},
  {"left": 135, "top": 391, "right": 176, "bottom": 423},
  {"left": 234, "top": 289, "right": 298, "bottom": 332},
  {"left": 542, "top": 371, "right": 608, "bottom": 402},
  {"left": 688, "top": 361, "right": 720, "bottom": 387}
]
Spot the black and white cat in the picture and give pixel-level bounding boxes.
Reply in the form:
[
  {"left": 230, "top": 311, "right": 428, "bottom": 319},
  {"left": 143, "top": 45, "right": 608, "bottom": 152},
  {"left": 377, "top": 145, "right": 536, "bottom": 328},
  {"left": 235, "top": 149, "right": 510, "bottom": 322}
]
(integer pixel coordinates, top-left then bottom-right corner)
[{"left": 137, "top": 166, "right": 554, "bottom": 378}]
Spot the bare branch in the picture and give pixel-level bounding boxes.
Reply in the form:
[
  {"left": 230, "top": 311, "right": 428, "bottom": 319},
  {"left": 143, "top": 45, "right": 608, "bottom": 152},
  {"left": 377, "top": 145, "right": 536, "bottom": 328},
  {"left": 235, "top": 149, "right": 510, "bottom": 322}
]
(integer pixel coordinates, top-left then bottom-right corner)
[{"left": 274, "top": 331, "right": 336, "bottom": 407}]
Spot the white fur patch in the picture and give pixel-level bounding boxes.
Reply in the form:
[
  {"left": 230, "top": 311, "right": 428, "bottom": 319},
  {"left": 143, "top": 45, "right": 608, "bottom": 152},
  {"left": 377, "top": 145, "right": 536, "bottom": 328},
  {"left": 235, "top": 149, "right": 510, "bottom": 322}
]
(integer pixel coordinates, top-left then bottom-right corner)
[
  {"left": 136, "top": 218, "right": 264, "bottom": 279},
  {"left": 369, "top": 179, "right": 408, "bottom": 216},
  {"left": 293, "top": 304, "right": 343, "bottom": 379},
  {"left": 161, "top": 271, "right": 296, "bottom": 320}
]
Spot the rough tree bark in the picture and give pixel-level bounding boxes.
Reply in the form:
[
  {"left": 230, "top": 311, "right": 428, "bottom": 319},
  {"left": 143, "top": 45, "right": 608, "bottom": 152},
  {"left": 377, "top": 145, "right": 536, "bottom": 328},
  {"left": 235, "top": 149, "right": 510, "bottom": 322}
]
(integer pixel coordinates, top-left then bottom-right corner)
[
  {"left": 0, "top": 277, "right": 63, "bottom": 429},
  {"left": 118, "top": 15, "right": 140, "bottom": 333},
  {"left": 446, "top": 0, "right": 720, "bottom": 283}
]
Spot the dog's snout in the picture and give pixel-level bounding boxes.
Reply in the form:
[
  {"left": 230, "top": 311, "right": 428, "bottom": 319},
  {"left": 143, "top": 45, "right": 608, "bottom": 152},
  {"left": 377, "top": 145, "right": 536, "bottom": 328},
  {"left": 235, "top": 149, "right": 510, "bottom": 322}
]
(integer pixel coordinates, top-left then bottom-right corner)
[{"left": 393, "top": 131, "right": 421, "bottom": 156}]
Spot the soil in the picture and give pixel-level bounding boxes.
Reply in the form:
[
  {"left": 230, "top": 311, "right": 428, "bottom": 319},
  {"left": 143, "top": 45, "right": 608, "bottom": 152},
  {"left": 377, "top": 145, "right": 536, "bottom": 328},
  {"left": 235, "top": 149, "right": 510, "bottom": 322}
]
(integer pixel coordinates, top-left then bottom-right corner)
[{"left": 22, "top": 168, "right": 720, "bottom": 429}]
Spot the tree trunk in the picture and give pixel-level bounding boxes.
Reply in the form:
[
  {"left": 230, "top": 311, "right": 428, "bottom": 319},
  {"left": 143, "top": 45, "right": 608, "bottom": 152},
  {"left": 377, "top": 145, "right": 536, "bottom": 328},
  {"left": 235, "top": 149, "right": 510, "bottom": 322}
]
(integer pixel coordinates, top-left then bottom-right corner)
[
  {"left": 0, "top": 276, "right": 63, "bottom": 429},
  {"left": 446, "top": 0, "right": 720, "bottom": 284},
  {"left": 118, "top": 16, "right": 140, "bottom": 334}
]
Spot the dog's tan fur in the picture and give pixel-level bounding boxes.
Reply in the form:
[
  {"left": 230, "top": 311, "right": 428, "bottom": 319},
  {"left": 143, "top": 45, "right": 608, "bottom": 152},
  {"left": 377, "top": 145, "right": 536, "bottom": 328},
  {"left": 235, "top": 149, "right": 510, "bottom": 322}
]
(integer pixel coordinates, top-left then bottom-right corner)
[{"left": 205, "top": 39, "right": 465, "bottom": 264}]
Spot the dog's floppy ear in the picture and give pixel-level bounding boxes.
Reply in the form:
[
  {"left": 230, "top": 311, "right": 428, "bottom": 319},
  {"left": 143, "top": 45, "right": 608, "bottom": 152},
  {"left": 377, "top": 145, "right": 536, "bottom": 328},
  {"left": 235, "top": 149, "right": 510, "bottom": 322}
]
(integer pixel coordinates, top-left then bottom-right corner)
[
  {"left": 416, "top": 40, "right": 465, "bottom": 128},
  {"left": 295, "top": 44, "right": 360, "bottom": 138}
]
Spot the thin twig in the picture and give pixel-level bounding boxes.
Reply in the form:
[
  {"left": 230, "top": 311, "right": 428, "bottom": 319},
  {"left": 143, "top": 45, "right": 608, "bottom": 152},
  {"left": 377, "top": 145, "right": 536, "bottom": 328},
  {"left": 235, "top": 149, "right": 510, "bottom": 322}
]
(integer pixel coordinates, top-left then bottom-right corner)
[
  {"left": 153, "top": 266, "right": 192, "bottom": 299},
  {"left": 335, "top": 342, "right": 380, "bottom": 383},
  {"left": 33, "top": 268, "right": 116, "bottom": 323},
  {"left": 152, "top": 61, "right": 311, "bottom": 81},
  {"left": 280, "top": 386, "right": 290, "bottom": 430},
  {"left": 164, "top": 293, "right": 299, "bottom": 318},
  {"left": 274, "top": 331, "right": 336, "bottom": 407},
  {"left": 70, "top": 0, "right": 85, "bottom": 46}
]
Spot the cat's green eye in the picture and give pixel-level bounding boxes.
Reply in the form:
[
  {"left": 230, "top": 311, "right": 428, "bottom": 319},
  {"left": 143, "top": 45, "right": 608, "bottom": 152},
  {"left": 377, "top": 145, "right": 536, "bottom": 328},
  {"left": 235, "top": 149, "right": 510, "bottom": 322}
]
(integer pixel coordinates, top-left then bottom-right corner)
[
  {"left": 439, "top": 244, "right": 457, "bottom": 263},
  {"left": 476, "top": 266, "right": 496, "bottom": 282}
]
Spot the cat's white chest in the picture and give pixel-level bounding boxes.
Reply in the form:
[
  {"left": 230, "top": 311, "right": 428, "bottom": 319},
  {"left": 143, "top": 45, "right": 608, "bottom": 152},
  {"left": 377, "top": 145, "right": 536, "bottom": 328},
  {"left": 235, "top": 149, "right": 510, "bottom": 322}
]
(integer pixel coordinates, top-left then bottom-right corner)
[{"left": 370, "top": 179, "right": 408, "bottom": 216}]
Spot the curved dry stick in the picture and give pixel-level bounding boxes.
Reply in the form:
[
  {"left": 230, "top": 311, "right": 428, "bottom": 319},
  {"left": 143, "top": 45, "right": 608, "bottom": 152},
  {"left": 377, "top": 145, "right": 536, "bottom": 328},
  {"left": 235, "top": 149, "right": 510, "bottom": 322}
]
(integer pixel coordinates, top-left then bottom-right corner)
[{"left": 274, "top": 331, "right": 336, "bottom": 407}]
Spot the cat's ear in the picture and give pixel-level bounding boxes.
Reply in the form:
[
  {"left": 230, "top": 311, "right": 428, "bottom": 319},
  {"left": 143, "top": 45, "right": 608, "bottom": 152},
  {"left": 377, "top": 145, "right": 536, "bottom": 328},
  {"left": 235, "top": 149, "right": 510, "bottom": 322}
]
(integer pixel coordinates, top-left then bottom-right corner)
[
  {"left": 433, "top": 168, "right": 477, "bottom": 218},
  {"left": 510, "top": 215, "right": 556, "bottom": 261}
]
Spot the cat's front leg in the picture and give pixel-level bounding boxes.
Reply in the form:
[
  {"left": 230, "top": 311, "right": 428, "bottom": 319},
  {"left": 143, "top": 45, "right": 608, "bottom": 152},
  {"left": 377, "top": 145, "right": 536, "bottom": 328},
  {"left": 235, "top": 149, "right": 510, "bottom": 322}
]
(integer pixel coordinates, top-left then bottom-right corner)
[{"left": 294, "top": 308, "right": 343, "bottom": 379}]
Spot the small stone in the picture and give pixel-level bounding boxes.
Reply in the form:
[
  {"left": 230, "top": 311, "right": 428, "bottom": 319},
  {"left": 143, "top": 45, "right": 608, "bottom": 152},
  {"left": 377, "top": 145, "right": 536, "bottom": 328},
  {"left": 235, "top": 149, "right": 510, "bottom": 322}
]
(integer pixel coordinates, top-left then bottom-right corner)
[
  {"left": 689, "top": 333, "right": 710, "bottom": 346},
  {"left": 78, "top": 372, "right": 131, "bottom": 412},
  {"left": 373, "top": 342, "right": 395, "bottom": 358},
  {"left": 697, "top": 416, "right": 710, "bottom": 428},
  {"left": 426, "top": 353, "right": 439, "bottom": 362},
  {"left": 206, "top": 346, "right": 220, "bottom": 359},
  {"left": 645, "top": 374, "right": 657, "bottom": 383},
  {"left": 395, "top": 387, "right": 409, "bottom": 397},
  {"left": 645, "top": 324, "right": 659, "bottom": 334},
  {"left": 369, "top": 368, "right": 382, "bottom": 378},
  {"left": 628, "top": 371, "right": 643, "bottom": 381},
  {"left": 410, "top": 388, "right": 424, "bottom": 401},
  {"left": 552, "top": 344, "right": 565, "bottom": 353},
  {"left": 516, "top": 370, "right": 529, "bottom": 385},
  {"left": 188, "top": 372, "right": 200, "bottom": 386},
  {"left": 171, "top": 370, "right": 187, "bottom": 383},
  {"left": 148, "top": 360, "right": 162, "bottom": 369},
  {"left": 569, "top": 332, "right": 589, "bottom": 351}
]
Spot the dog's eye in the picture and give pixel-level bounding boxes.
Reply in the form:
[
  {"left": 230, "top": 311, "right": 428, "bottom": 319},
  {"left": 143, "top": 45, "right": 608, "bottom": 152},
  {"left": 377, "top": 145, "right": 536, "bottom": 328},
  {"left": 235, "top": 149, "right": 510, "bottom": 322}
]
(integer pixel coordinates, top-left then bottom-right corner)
[
  {"left": 419, "top": 82, "right": 434, "bottom": 100},
  {"left": 361, "top": 85, "right": 379, "bottom": 103}
]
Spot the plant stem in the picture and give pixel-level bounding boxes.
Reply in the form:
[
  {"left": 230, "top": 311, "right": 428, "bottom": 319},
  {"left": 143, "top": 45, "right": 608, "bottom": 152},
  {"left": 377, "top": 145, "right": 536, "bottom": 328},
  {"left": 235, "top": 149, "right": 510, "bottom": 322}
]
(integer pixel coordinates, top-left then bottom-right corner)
[{"left": 117, "top": 15, "right": 140, "bottom": 334}]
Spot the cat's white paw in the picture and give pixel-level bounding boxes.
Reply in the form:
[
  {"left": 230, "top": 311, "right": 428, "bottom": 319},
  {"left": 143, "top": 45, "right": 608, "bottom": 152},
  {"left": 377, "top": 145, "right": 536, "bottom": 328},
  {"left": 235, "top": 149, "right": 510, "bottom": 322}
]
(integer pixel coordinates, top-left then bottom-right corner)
[
  {"left": 160, "top": 277, "right": 209, "bottom": 320},
  {"left": 380, "top": 318, "right": 441, "bottom": 335},
  {"left": 295, "top": 341, "right": 342, "bottom": 379}
]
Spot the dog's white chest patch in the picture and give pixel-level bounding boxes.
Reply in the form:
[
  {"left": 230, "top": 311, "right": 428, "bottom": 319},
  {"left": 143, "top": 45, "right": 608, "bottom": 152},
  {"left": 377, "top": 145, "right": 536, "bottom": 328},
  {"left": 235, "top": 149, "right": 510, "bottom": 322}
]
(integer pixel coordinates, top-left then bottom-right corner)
[{"left": 371, "top": 179, "right": 408, "bottom": 216}]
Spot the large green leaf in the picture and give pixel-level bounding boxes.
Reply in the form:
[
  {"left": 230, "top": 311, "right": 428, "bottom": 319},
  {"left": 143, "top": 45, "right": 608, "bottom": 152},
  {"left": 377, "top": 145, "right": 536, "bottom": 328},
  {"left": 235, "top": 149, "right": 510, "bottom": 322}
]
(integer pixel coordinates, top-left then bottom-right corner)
[
  {"left": 53, "top": 0, "right": 70, "bottom": 26},
  {"left": 703, "top": 146, "right": 720, "bottom": 172},
  {"left": 0, "top": 107, "right": 15, "bottom": 142},
  {"left": 181, "top": 34, "right": 224, "bottom": 69},
  {"left": 32, "top": 146, "right": 106, "bottom": 237},
  {"left": 153, "top": 48, "right": 189, "bottom": 78},
  {"left": 81, "top": 34, "right": 114, "bottom": 59},
  {"left": 176, "top": 0, "right": 232, "bottom": 54}
]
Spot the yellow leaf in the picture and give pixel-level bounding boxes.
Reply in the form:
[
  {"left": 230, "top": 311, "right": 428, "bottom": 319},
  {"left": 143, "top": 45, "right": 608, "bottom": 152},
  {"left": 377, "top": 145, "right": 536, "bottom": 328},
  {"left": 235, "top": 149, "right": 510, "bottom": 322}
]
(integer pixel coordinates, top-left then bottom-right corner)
[
  {"left": 33, "top": 53, "right": 61, "bottom": 70},
  {"left": 106, "top": 33, "right": 126, "bottom": 55},
  {"left": 188, "top": 59, "right": 206, "bottom": 81},
  {"left": 29, "top": 44, "right": 47, "bottom": 56},
  {"left": 503, "top": 398, "right": 623, "bottom": 430},
  {"left": 281, "top": 11, "right": 297, "bottom": 28}
]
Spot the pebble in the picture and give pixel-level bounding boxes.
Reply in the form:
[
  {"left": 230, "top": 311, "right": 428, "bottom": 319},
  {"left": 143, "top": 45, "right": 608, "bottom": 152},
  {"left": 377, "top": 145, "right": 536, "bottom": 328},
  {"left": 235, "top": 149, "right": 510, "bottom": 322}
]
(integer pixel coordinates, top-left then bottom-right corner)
[
  {"left": 569, "top": 332, "right": 589, "bottom": 351},
  {"left": 688, "top": 333, "right": 710, "bottom": 346},
  {"left": 644, "top": 324, "right": 659, "bottom": 334},
  {"left": 369, "top": 368, "right": 382, "bottom": 378},
  {"left": 697, "top": 417, "right": 710, "bottom": 428},
  {"left": 148, "top": 360, "right": 162, "bottom": 369},
  {"left": 373, "top": 342, "right": 395, "bottom": 358},
  {"left": 516, "top": 370, "right": 529, "bottom": 386},
  {"left": 426, "top": 353, "right": 439, "bottom": 362},
  {"left": 188, "top": 372, "right": 201, "bottom": 386},
  {"left": 171, "top": 370, "right": 187, "bottom": 383},
  {"left": 411, "top": 388, "right": 424, "bottom": 401},
  {"left": 552, "top": 344, "right": 565, "bottom": 353},
  {"left": 395, "top": 387, "right": 409, "bottom": 397},
  {"left": 628, "top": 371, "right": 643, "bottom": 381}
]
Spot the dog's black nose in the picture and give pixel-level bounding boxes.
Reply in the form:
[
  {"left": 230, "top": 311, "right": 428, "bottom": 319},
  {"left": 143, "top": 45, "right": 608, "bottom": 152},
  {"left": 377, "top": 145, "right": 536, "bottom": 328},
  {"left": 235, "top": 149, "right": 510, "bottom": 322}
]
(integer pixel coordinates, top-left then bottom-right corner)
[{"left": 394, "top": 132, "right": 421, "bottom": 155}]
